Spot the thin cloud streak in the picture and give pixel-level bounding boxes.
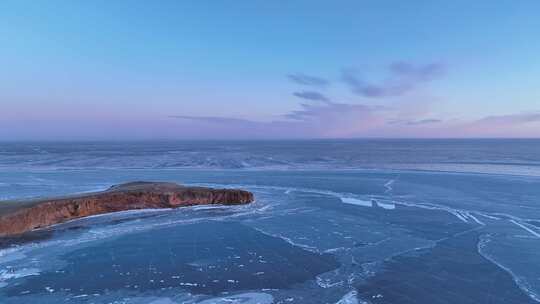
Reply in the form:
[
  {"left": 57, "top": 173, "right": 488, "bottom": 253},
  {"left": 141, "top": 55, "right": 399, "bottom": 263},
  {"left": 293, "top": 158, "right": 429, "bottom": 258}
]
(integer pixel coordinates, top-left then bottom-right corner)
[
  {"left": 171, "top": 101, "right": 388, "bottom": 138},
  {"left": 475, "top": 112, "right": 540, "bottom": 124},
  {"left": 292, "top": 91, "right": 331, "bottom": 102},
  {"left": 170, "top": 110, "right": 540, "bottom": 139},
  {"left": 388, "top": 119, "right": 443, "bottom": 125},
  {"left": 287, "top": 73, "right": 329, "bottom": 87},
  {"left": 169, "top": 115, "right": 259, "bottom": 124},
  {"left": 342, "top": 62, "right": 446, "bottom": 98}
]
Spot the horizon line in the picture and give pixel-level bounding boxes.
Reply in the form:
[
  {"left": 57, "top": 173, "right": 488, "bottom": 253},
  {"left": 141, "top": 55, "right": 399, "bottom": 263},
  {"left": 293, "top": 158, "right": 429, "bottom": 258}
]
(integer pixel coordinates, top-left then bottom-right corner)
[{"left": 1, "top": 137, "right": 540, "bottom": 143}]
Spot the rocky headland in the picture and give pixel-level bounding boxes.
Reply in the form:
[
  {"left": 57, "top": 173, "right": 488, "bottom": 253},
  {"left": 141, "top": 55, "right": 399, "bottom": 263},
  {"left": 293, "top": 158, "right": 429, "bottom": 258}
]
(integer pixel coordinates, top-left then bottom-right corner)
[{"left": 0, "top": 182, "right": 254, "bottom": 237}]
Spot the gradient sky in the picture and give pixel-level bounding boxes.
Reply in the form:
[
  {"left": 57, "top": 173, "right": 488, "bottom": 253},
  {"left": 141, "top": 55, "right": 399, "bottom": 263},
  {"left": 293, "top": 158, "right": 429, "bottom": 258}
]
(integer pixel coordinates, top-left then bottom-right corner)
[{"left": 1, "top": 0, "right": 539, "bottom": 139}]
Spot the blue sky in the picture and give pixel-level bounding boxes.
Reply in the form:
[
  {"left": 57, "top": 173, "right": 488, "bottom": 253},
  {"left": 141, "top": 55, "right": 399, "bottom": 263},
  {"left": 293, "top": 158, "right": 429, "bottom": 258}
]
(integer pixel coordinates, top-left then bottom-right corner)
[{"left": 1, "top": 0, "right": 539, "bottom": 139}]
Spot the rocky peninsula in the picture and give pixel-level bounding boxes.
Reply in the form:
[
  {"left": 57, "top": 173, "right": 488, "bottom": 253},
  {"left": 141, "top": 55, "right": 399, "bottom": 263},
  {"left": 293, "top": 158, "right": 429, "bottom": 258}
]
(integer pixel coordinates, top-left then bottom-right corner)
[{"left": 0, "top": 182, "right": 254, "bottom": 237}]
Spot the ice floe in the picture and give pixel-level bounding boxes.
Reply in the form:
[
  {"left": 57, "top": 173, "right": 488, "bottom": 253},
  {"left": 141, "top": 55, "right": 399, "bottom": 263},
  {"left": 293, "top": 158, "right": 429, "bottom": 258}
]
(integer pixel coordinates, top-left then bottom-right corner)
[{"left": 197, "top": 292, "right": 273, "bottom": 304}]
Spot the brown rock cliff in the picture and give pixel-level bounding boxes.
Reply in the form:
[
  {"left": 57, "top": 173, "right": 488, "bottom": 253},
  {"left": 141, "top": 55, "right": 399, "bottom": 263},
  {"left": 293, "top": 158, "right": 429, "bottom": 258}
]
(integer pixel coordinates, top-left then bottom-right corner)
[{"left": 0, "top": 182, "right": 254, "bottom": 237}]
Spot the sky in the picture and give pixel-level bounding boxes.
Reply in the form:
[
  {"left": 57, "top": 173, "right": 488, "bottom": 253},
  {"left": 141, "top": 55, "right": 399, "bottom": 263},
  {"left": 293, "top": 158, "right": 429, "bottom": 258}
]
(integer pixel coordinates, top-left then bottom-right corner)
[{"left": 1, "top": 0, "right": 539, "bottom": 140}]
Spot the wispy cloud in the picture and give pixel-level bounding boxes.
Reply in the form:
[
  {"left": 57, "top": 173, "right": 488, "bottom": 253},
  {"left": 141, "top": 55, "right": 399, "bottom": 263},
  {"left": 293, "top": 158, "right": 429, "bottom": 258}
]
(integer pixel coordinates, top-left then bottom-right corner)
[
  {"left": 170, "top": 109, "right": 540, "bottom": 138},
  {"left": 287, "top": 73, "right": 329, "bottom": 87},
  {"left": 169, "top": 115, "right": 299, "bottom": 138},
  {"left": 293, "top": 91, "right": 330, "bottom": 102},
  {"left": 285, "top": 101, "right": 383, "bottom": 121},
  {"left": 390, "top": 62, "right": 445, "bottom": 81},
  {"left": 168, "top": 61, "right": 448, "bottom": 138},
  {"left": 406, "top": 119, "right": 443, "bottom": 125},
  {"left": 342, "top": 62, "right": 446, "bottom": 98},
  {"left": 169, "top": 61, "right": 539, "bottom": 139},
  {"left": 474, "top": 112, "right": 540, "bottom": 124},
  {"left": 389, "top": 118, "right": 443, "bottom": 125},
  {"left": 169, "top": 115, "right": 258, "bottom": 125},
  {"left": 170, "top": 101, "right": 388, "bottom": 138}
]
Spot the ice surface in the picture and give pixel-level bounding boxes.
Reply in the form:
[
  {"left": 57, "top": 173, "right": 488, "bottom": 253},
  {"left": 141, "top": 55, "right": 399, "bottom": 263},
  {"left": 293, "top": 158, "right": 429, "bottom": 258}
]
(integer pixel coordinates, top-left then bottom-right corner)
[{"left": 1, "top": 141, "right": 540, "bottom": 303}]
